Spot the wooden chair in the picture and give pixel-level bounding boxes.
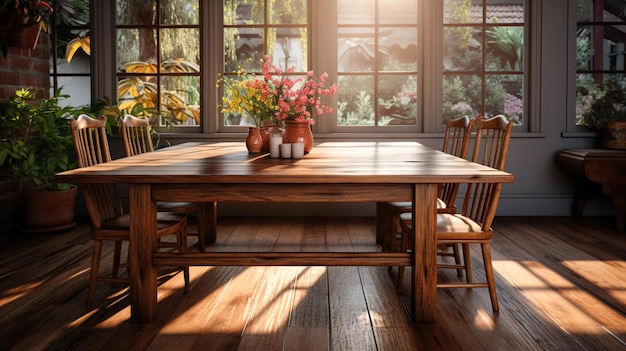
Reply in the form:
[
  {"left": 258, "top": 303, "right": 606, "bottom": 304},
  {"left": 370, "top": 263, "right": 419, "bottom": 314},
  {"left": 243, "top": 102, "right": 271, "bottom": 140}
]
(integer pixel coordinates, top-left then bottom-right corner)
[
  {"left": 70, "top": 114, "right": 190, "bottom": 305},
  {"left": 381, "top": 116, "right": 474, "bottom": 284},
  {"left": 398, "top": 115, "right": 513, "bottom": 311},
  {"left": 119, "top": 114, "right": 206, "bottom": 250}
]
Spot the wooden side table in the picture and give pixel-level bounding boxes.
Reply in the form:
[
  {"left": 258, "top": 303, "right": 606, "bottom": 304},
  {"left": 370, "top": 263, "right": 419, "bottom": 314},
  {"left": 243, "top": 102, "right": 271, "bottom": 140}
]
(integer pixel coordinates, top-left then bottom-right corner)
[{"left": 555, "top": 148, "right": 626, "bottom": 232}]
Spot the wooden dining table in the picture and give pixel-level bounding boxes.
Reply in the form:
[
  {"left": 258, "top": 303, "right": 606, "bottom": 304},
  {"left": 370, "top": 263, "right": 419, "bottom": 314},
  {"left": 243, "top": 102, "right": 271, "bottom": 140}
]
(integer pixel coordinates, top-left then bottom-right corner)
[{"left": 55, "top": 141, "right": 514, "bottom": 324}]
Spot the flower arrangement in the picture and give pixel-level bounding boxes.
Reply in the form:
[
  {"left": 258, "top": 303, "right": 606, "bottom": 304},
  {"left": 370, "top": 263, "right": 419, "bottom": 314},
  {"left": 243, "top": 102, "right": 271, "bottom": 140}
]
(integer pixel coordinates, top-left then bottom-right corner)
[
  {"left": 218, "top": 66, "right": 278, "bottom": 127},
  {"left": 218, "top": 55, "right": 337, "bottom": 126}
]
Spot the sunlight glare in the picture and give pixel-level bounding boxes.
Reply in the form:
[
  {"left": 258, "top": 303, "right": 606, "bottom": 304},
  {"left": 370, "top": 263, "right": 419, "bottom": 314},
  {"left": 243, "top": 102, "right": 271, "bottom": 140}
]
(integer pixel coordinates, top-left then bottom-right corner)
[
  {"left": 473, "top": 309, "right": 495, "bottom": 330},
  {"left": 0, "top": 282, "right": 43, "bottom": 305}
]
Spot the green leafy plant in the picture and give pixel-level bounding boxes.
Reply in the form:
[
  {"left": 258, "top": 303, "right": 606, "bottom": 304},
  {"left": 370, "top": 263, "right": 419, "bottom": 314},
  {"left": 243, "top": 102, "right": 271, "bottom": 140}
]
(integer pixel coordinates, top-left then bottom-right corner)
[{"left": 0, "top": 88, "right": 76, "bottom": 190}]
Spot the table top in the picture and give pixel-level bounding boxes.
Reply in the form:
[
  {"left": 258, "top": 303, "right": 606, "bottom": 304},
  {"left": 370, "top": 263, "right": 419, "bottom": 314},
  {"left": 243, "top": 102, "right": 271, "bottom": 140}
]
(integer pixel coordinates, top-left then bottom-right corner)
[{"left": 56, "top": 142, "right": 514, "bottom": 185}]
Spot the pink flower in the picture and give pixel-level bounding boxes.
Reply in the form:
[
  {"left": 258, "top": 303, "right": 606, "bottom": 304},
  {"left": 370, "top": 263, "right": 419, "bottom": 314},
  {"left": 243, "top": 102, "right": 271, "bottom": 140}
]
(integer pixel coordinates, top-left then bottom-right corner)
[{"left": 260, "top": 55, "right": 336, "bottom": 124}]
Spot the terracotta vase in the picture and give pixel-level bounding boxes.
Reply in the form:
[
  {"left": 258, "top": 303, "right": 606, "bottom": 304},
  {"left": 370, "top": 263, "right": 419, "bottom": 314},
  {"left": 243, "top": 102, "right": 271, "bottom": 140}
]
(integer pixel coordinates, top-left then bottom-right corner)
[
  {"left": 283, "top": 120, "right": 314, "bottom": 154},
  {"left": 259, "top": 126, "right": 270, "bottom": 152},
  {"left": 246, "top": 126, "right": 263, "bottom": 154},
  {"left": 600, "top": 121, "right": 626, "bottom": 150}
]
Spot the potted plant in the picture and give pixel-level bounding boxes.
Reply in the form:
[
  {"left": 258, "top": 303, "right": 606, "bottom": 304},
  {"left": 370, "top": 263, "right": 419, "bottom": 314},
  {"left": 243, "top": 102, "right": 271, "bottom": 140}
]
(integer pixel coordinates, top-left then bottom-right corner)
[
  {"left": 0, "top": 88, "right": 78, "bottom": 232},
  {"left": 0, "top": 0, "right": 53, "bottom": 55},
  {"left": 577, "top": 78, "right": 626, "bottom": 150}
]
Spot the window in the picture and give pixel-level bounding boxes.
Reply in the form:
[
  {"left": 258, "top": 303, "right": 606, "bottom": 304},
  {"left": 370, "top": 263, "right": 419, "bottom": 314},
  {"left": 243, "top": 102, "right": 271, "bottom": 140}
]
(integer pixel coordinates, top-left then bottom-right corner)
[
  {"left": 222, "top": 0, "right": 308, "bottom": 127},
  {"left": 574, "top": 0, "right": 626, "bottom": 130},
  {"left": 335, "top": 0, "right": 418, "bottom": 129},
  {"left": 443, "top": 0, "right": 525, "bottom": 126},
  {"left": 115, "top": 0, "right": 201, "bottom": 130},
  {"left": 50, "top": 0, "right": 91, "bottom": 108},
  {"left": 97, "top": 1, "right": 529, "bottom": 135}
]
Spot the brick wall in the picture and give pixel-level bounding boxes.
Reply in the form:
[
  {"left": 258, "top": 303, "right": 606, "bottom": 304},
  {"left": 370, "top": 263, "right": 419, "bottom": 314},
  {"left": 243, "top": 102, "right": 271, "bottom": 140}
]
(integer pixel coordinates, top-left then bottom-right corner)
[
  {"left": 0, "top": 33, "right": 51, "bottom": 234},
  {"left": 0, "top": 34, "right": 51, "bottom": 101}
]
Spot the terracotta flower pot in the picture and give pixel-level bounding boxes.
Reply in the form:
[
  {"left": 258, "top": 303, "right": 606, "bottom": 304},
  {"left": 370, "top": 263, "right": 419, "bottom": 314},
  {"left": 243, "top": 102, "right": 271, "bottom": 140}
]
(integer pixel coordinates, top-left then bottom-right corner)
[
  {"left": 282, "top": 120, "right": 314, "bottom": 154},
  {"left": 246, "top": 126, "right": 263, "bottom": 154},
  {"left": 21, "top": 184, "right": 77, "bottom": 233}
]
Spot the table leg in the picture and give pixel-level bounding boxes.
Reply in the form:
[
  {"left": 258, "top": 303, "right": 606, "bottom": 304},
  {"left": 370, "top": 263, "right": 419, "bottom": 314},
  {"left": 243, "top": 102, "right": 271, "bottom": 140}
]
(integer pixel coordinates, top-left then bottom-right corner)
[
  {"left": 197, "top": 202, "right": 218, "bottom": 250},
  {"left": 375, "top": 202, "right": 390, "bottom": 251},
  {"left": 129, "top": 184, "right": 158, "bottom": 323},
  {"left": 411, "top": 183, "right": 437, "bottom": 323},
  {"left": 602, "top": 183, "right": 626, "bottom": 232}
]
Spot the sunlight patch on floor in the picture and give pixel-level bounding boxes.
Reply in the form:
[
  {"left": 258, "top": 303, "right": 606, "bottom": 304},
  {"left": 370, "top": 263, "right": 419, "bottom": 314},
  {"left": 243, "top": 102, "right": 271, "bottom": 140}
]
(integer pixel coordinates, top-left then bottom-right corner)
[
  {"left": 495, "top": 260, "right": 624, "bottom": 334},
  {"left": 0, "top": 281, "right": 43, "bottom": 306},
  {"left": 473, "top": 309, "right": 496, "bottom": 330}
]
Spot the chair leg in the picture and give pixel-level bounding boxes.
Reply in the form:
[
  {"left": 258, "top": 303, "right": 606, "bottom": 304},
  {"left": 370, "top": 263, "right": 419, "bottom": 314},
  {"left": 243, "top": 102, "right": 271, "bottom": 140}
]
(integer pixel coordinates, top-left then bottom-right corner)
[
  {"left": 394, "top": 221, "right": 411, "bottom": 292},
  {"left": 462, "top": 243, "right": 472, "bottom": 284},
  {"left": 481, "top": 243, "right": 499, "bottom": 312},
  {"left": 178, "top": 225, "right": 190, "bottom": 291},
  {"left": 452, "top": 244, "right": 463, "bottom": 277},
  {"left": 112, "top": 240, "right": 122, "bottom": 278},
  {"left": 87, "top": 240, "right": 103, "bottom": 305}
]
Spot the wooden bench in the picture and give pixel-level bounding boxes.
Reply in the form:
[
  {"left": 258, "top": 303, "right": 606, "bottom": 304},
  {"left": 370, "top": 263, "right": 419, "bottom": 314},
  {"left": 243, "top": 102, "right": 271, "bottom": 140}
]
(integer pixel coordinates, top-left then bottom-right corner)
[{"left": 555, "top": 148, "right": 626, "bottom": 232}]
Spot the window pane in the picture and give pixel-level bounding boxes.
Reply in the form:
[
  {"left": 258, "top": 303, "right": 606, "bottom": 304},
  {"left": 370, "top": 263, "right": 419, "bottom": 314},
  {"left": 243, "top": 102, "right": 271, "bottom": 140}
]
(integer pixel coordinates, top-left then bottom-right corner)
[
  {"left": 161, "top": 76, "right": 200, "bottom": 126},
  {"left": 117, "top": 28, "right": 157, "bottom": 68},
  {"left": 338, "top": 0, "right": 375, "bottom": 25},
  {"left": 379, "top": 0, "right": 417, "bottom": 24},
  {"left": 577, "top": 0, "right": 593, "bottom": 21},
  {"left": 160, "top": 0, "right": 199, "bottom": 25},
  {"left": 269, "top": 28, "right": 307, "bottom": 71},
  {"left": 55, "top": 76, "right": 91, "bottom": 107},
  {"left": 500, "top": 74, "right": 524, "bottom": 124},
  {"left": 444, "top": 0, "right": 481, "bottom": 24},
  {"left": 443, "top": 75, "right": 482, "bottom": 119},
  {"left": 226, "top": 0, "right": 265, "bottom": 25},
  {"left": 379, "top": 28, "right": 418, "bottom": 71},
  {"left": 484, "top": 74, "right": 522, "bottom": 122},
  {"left": 486, "top": 26, "right": 524, "bottom": 71},
  {"left": 576, "top": 26, "right": 593, "bottom": 70},
  {"left": 444, "top": 27, "right": 483, "bottom": 71},
  {"left": 160, "top": 28, "right": 200, "bottom": 64},
  {"left": 379, "top": 75, "right": 418, "bottom": 126},
  {"left": 116, "top": 76, "right": 158, "bottom": 115},
  {"left": 338, "top": 28, "right": 376, "bottom": 72},
  {"left": 270, "top": 0, "right": 307, "bottom": 24},
  {"left": 486, "top": 0, "right": 524, "bottom": 23},
  {"left": 225, "top": 28, "right": 265, "bottom": 72},
  {"left": 337, "top": 75, "right": 375, "bottom": 126},
  {"left": 117, "top": 0, "right": 157, "bottom": 25}
]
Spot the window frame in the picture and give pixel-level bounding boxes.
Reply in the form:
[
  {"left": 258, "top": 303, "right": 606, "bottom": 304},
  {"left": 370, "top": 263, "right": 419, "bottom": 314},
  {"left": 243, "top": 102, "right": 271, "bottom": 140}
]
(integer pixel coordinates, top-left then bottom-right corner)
[
  {"left": 91, "top": 0, "right": 538, "bottom": 137},
  {"left": 567, "top": 0, "right": 626, "bottom": 135}
]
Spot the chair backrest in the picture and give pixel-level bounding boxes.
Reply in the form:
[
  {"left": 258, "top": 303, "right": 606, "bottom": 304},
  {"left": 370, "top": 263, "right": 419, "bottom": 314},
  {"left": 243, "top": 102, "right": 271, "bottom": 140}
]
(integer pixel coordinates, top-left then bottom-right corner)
[
  {"left": 70, "top": 114, "right": 124, "bottom": 228},
  {"left": 70, "top": 114, "right": 111, "bottom": 168},
  {"left": 461, "top": 115, "right": 513, "bottom": 229},
  {"left": 439, "top": 116, "right": 474, "bottom": 207},
  {"left": 119, "top": 114, "right": 154, "bottom": 156}
]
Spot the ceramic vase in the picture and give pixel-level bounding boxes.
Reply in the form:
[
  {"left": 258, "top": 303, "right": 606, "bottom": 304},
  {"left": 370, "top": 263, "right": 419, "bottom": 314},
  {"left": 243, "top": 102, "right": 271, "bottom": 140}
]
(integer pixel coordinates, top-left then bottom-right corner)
[
  {"left": 283, "top": 120, "right": 314, "bottom": 154},
  {"left": 246, "top": 127, "right": 263, "bottom": 153}
]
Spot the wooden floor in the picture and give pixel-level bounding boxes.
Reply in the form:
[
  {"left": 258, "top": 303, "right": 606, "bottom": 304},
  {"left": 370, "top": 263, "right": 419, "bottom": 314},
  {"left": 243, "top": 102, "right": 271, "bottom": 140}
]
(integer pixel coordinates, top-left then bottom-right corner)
[{"left": 1, "top": 216, "right": 625, "bottom": 351}]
